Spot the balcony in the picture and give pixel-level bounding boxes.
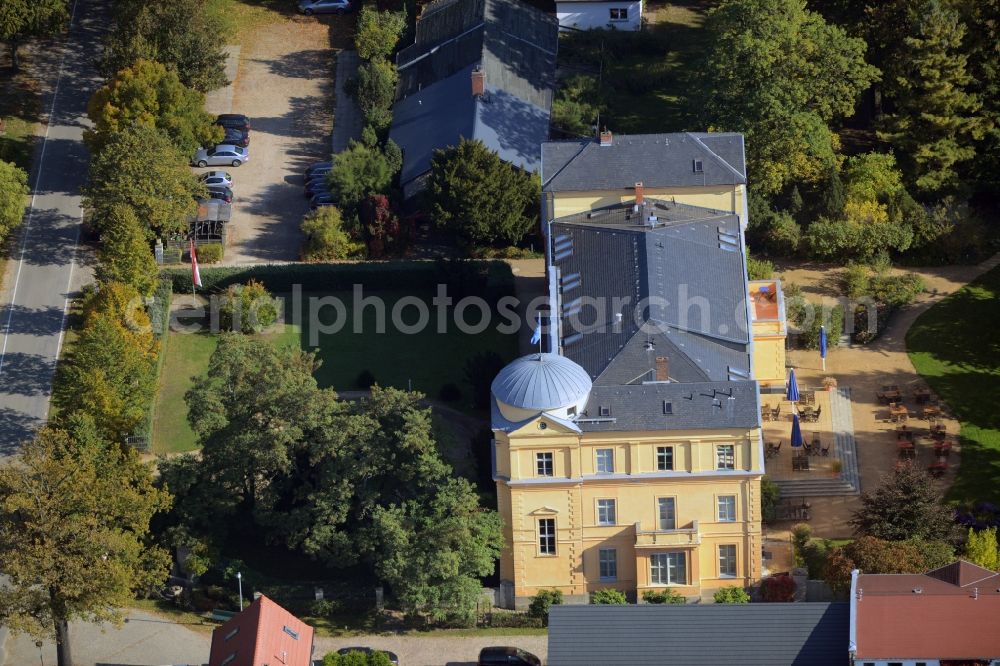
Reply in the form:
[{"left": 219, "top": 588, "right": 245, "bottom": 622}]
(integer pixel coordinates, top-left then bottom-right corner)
[{"left": 634, "top": 520, "right": 700, "bottom": 547}]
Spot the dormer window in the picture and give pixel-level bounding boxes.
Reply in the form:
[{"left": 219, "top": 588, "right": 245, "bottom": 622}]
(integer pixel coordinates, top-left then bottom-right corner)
[
  {"left": 599, "top": 405, "right": 611, "bottom": 417},
  {"left": 693, "top": 159, "right": 704, "bottom": 173}
]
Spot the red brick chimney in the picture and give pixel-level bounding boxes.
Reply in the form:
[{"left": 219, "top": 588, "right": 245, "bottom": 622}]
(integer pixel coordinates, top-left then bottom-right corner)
[
  {"left": 599, "top": 129, "right": 613, "bottom": 146},
  {"left": 471, "top": 68, "right": 485, "bottom": 97},
  {"left": 655, "top": 356, "right": 669, "bottom": 381},
  {"left": 635, "top": 181, "right": 644, "bottom": 205}
]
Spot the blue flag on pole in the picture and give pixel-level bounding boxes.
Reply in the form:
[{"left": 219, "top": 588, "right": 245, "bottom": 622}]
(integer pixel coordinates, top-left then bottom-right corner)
[
  {"left": 819, "top": 326, "right": 828, "bottom": 359},
  {"left": 530, "top": 321, "right": 542, "bottom": 345}
]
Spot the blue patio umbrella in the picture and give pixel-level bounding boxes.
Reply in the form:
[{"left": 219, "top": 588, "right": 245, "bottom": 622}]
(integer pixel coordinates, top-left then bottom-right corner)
[
  {"left": 819, "top": 326, "right": 828, "bottom": 371},
  {"left": 786, "top": 367, "right": 800, "bottom": 402},
  {"left": 790, "top": 413, "right": 804, "bottom": 448}
]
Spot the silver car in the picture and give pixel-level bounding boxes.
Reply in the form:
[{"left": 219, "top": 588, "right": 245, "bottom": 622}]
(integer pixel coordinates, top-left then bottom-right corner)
[
  {"left": 199, "top": 171, "right": 233, "bottom": 188},
  {"left": 192, "top": 145, "right": 249, "bottom": 168},
  {"left": 298, "top": 0, "right": 352, "bottom": 15}
]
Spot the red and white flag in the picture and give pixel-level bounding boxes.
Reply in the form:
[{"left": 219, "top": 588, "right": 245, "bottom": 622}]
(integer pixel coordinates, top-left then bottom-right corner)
[{"left": 190, "top": 239, "right": 203, "bottom": 288}]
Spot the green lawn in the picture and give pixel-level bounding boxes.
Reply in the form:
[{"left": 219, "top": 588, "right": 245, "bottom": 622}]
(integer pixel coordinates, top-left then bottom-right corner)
[
  {"left": 152, "top": 290, "right": 518, "bottom": 454},
  {"left": 906, "top": 264, "right": 1000, "bottom": 505}
]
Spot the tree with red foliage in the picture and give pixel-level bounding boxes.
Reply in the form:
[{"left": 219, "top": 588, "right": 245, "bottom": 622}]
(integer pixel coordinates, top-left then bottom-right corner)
[
  {"left": 823, "top": 536, "right": 928, "bottom": 593},
  {"left": 360, "top": 194, "right": 408, "bottom": 258},
  {"left": 760, "top": 573, "right": 796, "bottom": 602}
]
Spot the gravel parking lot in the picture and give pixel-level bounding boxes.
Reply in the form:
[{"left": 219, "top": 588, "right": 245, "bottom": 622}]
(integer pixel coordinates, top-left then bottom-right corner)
[{"left": 201, "top": 13, "right": 349, "bottom": 264}]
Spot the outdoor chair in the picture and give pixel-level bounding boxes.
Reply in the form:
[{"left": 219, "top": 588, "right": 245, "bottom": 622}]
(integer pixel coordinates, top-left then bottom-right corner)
[
  {"left": 821, "top": 444, "right": 831, "bottom": 457},
  {"left": 761, "top": 406, "right": 771, "bottom": 422},
  {"left": 771, "top": 404, "right": 781, "bottom": 420}
]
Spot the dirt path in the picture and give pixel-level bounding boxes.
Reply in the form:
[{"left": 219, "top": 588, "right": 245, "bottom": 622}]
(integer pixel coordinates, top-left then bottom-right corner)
[{"left": 772, "top": 254, "right": 1000, "bottom": 537}]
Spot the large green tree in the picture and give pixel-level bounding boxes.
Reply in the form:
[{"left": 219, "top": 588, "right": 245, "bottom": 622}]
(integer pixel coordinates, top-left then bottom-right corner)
[
  {"left": 326, "top": 139, "right": 401, "bottom": 214},
  {"left": 353, "top": 59, "right": 398, "bottom": 131},
  {"left": 878, "top": 0, "right": 988, "bottom": 194},
  {"left": 959, "top": 0, "right": 1000, "bottom": 192},
  {"left": 0, "top": 159, "right": 28, "bottom": 245},
  {"left": 354, "top": 7, "right": 406, "bottom": 61},
  {"left": 700, "top": 0, "right": 878, "bottom": 194},
  {"left": 0, "top": 415, "right": 171, "bottom": 666},
  {"left": 850, "top": 465, "right": 954, "bottom": 541},
  {"left": 100, "top": 0, "right": 228, "bottom": 92},
  {"left": 0, "top": 0, "right": 68, "bottom": 69},
  {"left": 95, "top": 204, "right": 159, "bottom": 297},
  {"left": 427, "top": 139, "right": 541, "bottom": 247},
  {"left": 86, "top": 59, "right": 222, "bottom": 155},
  {"left": 84, "top": 124, "right": 203, "bottom": 238}
]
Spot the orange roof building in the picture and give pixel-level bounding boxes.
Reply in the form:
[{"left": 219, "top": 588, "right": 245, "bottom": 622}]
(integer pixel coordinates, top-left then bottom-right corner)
[
  {"left": 208, "top": 595, "right": 315, "bottom": 666},
  {"left": 850, "top": 561, "right": 1000, "bottom": 665}
]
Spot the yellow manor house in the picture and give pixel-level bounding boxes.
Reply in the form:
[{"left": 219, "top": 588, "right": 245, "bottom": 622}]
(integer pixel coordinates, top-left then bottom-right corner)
[{"left": 491, "top": 131, "right": 786, "bottom": 608}]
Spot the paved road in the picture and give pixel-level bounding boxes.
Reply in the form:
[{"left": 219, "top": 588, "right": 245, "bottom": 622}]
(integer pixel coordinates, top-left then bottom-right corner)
[{"left": 0, "top": 0, "right": 106, "bottom": 455}]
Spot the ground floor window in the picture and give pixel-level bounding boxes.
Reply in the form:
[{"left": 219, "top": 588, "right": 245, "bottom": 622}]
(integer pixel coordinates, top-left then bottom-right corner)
[
  {"left": 599, "top": 548, "right": 618, "bottom": 581},
  {"left": 650, "top": 552, "right": 686, "bottom": 585},
  {"left": 538, "top": 518, "right": 556, "bottom": 555},
  {"left": 609, "top": 7, "right": 628, "bottom": 20},
  {"left": 719, "top": 544, "right": 737, "bottom": 577}
]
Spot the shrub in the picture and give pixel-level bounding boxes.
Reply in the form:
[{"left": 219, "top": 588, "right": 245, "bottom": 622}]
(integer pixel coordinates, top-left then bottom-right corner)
[
  {"left": 791, "top": 523, "right": 812, "bottom": 567},
  {"left": 713, "top": 586, "right": 750, "bottom": 604},
  {"left": 527, "top": 589, "right": 563, "bottom": 626},
  {"left": 327, "top": 139, "right": 399, "bottom": 214},
  {"left": 197, "top": 243, "right": 223, "bottom": 264},
  {"left": 438, "top": 382, "right": 462, "bottom": 403},
  {"left": 761, "top": 477, "right": 781, "bottom": 524},
  {"left": 760, "top": 574, "right": 796, "bottom": 602},
  {"left": 641, "top": 589, "right": 685, "bottom": 604},
  {"left": 747, "top": 256, "right": 774, "bottom": 280},
  {"left": 354, "top": 7, "right": 406, "bottom": 61},
  {"left": 840, "top": 262, "right": 870, "bottom": 299},
  {"left": 590, "top": 588, "right": 627, "bottom": 604},
  {"left": 301, "top": 206, "right": 365, "bottom": 261},
  {"left": 218, "top": 279, "right": 279, "bottom": 334},
  {"left": 356, "top": 369, "right": 376, "bottom": 389},
  {"left": 794, "top": 302, "right": 844, "bottom": 350},
  {"left": 309, "top": 598, "right": 342, "bottom": 617},
  {"left": 353, "top": 59, "right": 398, "bottom": 130}
]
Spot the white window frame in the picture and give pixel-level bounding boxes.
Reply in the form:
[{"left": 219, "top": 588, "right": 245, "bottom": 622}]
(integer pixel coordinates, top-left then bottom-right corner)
[
  {"left": 538, "top": 518, "right": 556, "bottom": 555},
  {"left": 657, "top": 497, "right": 676, "bottom": 530},
  {"left": 717, "top": 495, "right": 737, "bottom": 522},
  {"left": 599, "top": 548, "right": 618, "bottom": 581},
  {"left": 650, "top": 552, "right": 686, "bottom": 585},
  {"left": 719, "top": 544, "right": 737, "bottom": 578},
  {"left": 596, "top": 448, "right": 615, "bottom": 474},
  {"left": 656, "top": 445, "right": 674, "bottom": 471},
  {"left": 596, "top": 498, "right": 617, "bottom": 525},
  {"left": 536, "top": 451, "right": 554, "bottom": 477},
  {"left": 716, "top": 444, "right": 735, "bottom": 470}
]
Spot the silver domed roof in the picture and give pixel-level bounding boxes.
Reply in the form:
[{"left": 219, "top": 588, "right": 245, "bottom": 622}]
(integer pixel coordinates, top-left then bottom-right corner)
[{"left": 491, "top": 353, "right": 592, "bottom": 411}]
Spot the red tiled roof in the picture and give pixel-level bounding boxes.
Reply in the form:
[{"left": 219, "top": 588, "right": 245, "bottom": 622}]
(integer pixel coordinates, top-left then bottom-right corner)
[
  {"left": 855, "top": 561, "right": 1000, "bottom": 659},
  {"left": 208, "top": 595, "right": 314, "bottom": 666}
]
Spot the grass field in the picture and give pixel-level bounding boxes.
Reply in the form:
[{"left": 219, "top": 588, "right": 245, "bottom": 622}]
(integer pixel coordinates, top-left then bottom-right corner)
[
  {"left": 906, "top": 264, "right": 1000, "bottom": 505},
  {"left": 206, "top": 0, "right": 298, "bottom": 44},
  {"left": 152, "top": 290, "right": 519, "bottom": 454}
]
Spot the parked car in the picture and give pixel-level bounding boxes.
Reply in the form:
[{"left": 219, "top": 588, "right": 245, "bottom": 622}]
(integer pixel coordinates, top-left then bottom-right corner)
[
  {"left": 199, "top": 171, "right": 232, "bottom": 188},
  {"left": 215, "top": 114, "right": 250, "bottom": 130},
  {"left": 207, "top": 186, "right": 234, "bottom": 203},
  {"left": 336, "top": 648, "right": 399, "bottom": 665},
  {"left": 299, "top": 0, "right": 352, "bottom": 15},
  {"left": 305, "top": 179, "right": 330, "bottom": 198},
  {"left": 192, "top": 145, "right": 249, "bottom": 167},
  {"left": 478, "top": 647, "right": 541, "bottom": 666},
  {"left": 304, "top": 161, "right": 332, "bottom": 181},
  {"left": 310, "top": 192, "right": 337, "bottom": 208},
  {"left": 223, "top": 127, "right": 250, "bottom": 147}
]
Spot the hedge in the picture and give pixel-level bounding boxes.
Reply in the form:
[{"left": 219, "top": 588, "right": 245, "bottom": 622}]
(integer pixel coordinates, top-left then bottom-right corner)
[{"left": 162, "top": 259, "right": 516, "bottom": 301}]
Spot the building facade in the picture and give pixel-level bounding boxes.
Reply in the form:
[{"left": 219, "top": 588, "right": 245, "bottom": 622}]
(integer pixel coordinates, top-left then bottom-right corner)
[{"left": 556, "top": 0, "right": 643, "bottom": 31}]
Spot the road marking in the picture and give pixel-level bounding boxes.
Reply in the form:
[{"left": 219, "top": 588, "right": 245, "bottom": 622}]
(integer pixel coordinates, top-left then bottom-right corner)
[{"left": 0, "top": 0, "right": 83, "bottom": 380}]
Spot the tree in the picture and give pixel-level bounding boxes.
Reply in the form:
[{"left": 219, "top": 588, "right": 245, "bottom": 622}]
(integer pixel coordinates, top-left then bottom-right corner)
[
  {"left": 878, "top": 0, "right": 988, "bottom": 194},
  {"left": 100, "top": 0, "right": 227, "bottom": 92},
  {"left": 699, "top": 0, "right": 878, "bottom": 194},
  {"left": 959, "top": 0, "right": 1000, "bottom": 193},
  {"left": 57, "top": 283, "right": 159, "bottom": 441},
  {"left": 353, "top": 59, "right": 398, "bottom": 131},
  {"left": 527, "top": 589, "right": 563, "bottom": 625},
  {"left": 850, "top": 465, "right": 954, "bottom": 541},
  {"left": 96, "top": 205, "right": 159, "bottom": 297},
  {"left": 84, "top": 124, "right": 203, "bottom": 238},
  {"left": 0, "top": 0, "right": 68, "bottom": 70},
  {"left": 359, "top": 194, "right": 407, "bottom": 258},
  {"left": 0, "top": 415, "right": 171, "bottom": 666},
  {"left": 301, "top": 206, "right": 364, "bottom": 261},
  {"left": 427, "top": 139, "right": 541, "bottom": 247},
  {"left": 354, "top": 7, "right": 406, "bottom": 61},
  {"left": 760, "top": 573, "right": 796, "bottom": 602},
  {"left": 824, "top": 536, "right": 927, "bottom": 592},
  {"left": 218, "top": 279, "right": 280, "bottom": 334},
  {"left": 370, "top": 477, "right": 503, "bottom": 623},
  {"left": 713, "top": 586, "right": 750, "bottom": 603},
  {"left": 326, "top": 139, "right": 400, "bottom": 214},
  {"left": 965, "top": 528, "right": 1000, "bottom": 571},
  {"left": 590, "top": 589, "right": 628, "bottom": 604},
  {"left": 0, "top": 159, "right": 28, "bottom": 245},
  {"left": 86, "top": 59, "right": 222, "bottom": 155}
]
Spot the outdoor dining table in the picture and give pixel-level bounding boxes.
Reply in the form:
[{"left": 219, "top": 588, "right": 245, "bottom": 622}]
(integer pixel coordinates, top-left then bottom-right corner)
[
  {"left": 921, "top": 405, "right": 943, "bottom": 419},
  {"left": 914, "top": 435, "right": 935, "bottom": 448},
  {"left": 914, "top": 388, "right": 932, "bottom": 404},
  {"left": 889, "top": 403, "right": 909, "bottom": 423},
  {"left": 880, "top": 385, "right": 902, "bottom": 402},
  {"left": 897, "top": 440, "right": 916, "bottom": 459},
  {"left": 929, "top": 457, "right": 948, "bottom": 477}
]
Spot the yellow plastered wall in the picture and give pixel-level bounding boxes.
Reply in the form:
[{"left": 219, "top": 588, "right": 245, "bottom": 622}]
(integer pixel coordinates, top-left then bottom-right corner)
[
  {"left": 752, "top": 334, "right": 787, "bottom": 387},
  {"left": 550, "top": 184, "right": 746, "bottom": 220}
]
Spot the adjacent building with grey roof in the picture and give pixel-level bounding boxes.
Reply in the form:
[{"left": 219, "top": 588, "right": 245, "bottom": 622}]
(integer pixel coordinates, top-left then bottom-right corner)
[
  {"left": 389, "top": 0, "right": 558, "bottom": 198},
  {"left": 547, "top": 604, "right": 850, "bottom": 666}
]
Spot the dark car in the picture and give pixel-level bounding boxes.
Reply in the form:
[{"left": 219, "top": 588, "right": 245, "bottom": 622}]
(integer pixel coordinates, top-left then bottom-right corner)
[
  {"left": 304, "top": 178, "right": 329, "bottom": 198},
  {"left": 304, "top": 161, "right": 332, "bottom": 182},
  {"left": 336, "top": 647, "right": 399, "bottom": 665},
  {"left": 223, "top": 127, "right": 250, "bottom": 147},
  {"left": 478, "top": 647, "right": 541, "bottom": 666},
  {"left": 310, "top": 192, "right": 337, "bottom": 209},
  {"left": 215, "top": 113, "right": 251, "bottom": 130},
  {"left": 206, "top": 186, "right": 234, "bottom": 203}
]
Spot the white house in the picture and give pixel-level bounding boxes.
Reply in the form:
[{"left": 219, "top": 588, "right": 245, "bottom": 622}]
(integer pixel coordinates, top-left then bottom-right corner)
[{"left": 556, "top": 0, "right": 642, "bottom": 31}]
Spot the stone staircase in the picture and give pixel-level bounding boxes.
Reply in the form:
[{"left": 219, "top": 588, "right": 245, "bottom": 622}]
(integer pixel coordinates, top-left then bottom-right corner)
[{"left": 775, "top": 387, "right": 861, "bottom": 498}]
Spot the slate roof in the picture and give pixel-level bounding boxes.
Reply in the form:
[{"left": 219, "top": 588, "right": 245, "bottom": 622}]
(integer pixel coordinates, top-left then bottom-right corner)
[
  {"left": 542, "top": 132, "right": 746, "bottom": 192},
  {"left": 390, "top": 0, "right": 557, "bottom": 190},
  {"left": 546, "top": 604, "right": 850, "bottom": 666},
  {"left": 551, "top": 199, "right": 752, "bottom": 385}
]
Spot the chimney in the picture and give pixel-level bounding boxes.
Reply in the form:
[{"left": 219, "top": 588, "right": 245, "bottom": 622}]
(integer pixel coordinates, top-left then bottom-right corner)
[
  {"left": 599, "top": 128, "right": 613, "bottom": 147},
  {"left": 655, "top": 356, "right": 669, "bottom": 381},
  {"left": 634, "top": 181, "right": 644, "bottom": 205},
  {"left": 471, "top": 68, "right": 485, "bottom": 97}
]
